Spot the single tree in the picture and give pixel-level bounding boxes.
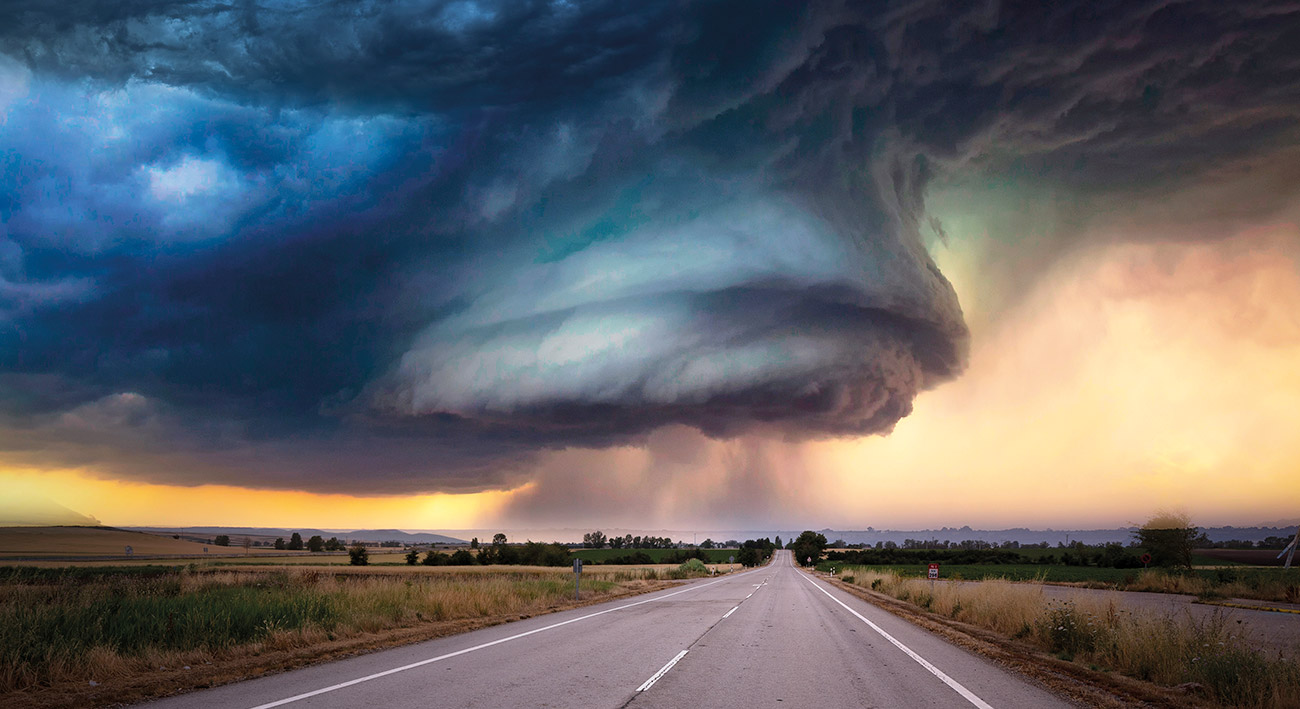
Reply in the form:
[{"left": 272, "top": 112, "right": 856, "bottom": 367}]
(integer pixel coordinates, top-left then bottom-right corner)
[
  {"left": 307, "top": 535, "right": 325, "bottom": 553},
  {"left": 274, "top": 537, "right": 286, "bottom": 550},
  {"left": 405, "top": 548, "right": 420, "bottom": 565},
  {"left": 325, "top": 537, "right": 344, "bottom": 551},
  {"left": 774, "top": 535, "right": 783, "bottom": 549},
  {"left": 288, "top": 532, "right": 304, "bottom": 551},
  {"left": 791, "top": 531, "right": 828, "bottom": 566},
  {"left": 1134, "top": 511, "right": 1198, "bottom": 569},
  {"left": 470, "top": 537, "right": 479, "bottom": 549},
  {"left": 493, "top": 533, "right": 508, "bottom": 546},
  {"left": 214, "top": 534, "right": 230, "bottom": 547},
  {"left": 422, "top": 550, "right": 444, "bottom": 565},
  {"left": 348, "top": 543, "right": 369, "bottom": 566}
]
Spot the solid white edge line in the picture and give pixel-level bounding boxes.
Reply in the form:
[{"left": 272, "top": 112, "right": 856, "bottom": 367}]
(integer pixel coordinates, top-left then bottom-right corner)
[
  {"left": 636, "top": 649, "right": 688, "bottom": 692},
  {"left": 800, "top": 574, "right": 995, "bottom": 709},
  {"left": 246, "top": 570, "right": 754, "bottom": 709},
  {"left": 722, "top": 606, "right": 738, "bottom": 619}
]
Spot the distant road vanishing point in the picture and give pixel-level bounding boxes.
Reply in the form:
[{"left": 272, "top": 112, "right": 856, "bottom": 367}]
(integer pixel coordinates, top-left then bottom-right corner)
[{"left": 141, "top": 550, "right": 1071, "bottom": 708}]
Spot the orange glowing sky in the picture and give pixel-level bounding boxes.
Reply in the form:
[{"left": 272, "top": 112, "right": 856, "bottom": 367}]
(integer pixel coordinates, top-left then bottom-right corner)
[{"left": 8, "top": 222, "right": 1299, "bottom": 531}]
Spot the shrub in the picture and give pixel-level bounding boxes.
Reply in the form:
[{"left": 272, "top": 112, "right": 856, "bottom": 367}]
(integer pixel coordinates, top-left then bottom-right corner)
[
  {"left": 1039, "top": 600, "right": 1097, "bottom": 656},
  {"left": 348, "top": 544, "right": 369, "bottom": 566},
  {"left": 677, "top": 558, "right": 707, "bottom": 574}
]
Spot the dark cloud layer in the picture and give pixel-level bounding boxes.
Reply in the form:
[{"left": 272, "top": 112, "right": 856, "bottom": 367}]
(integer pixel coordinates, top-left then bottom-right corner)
[{"left": 1, "top": 1, "right": 1298, "bottom": 493}]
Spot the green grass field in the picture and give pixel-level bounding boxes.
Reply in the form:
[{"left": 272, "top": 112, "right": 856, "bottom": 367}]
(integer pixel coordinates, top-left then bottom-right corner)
[{"left": 571, "top": 548, "right": 738, "bottom": 563}]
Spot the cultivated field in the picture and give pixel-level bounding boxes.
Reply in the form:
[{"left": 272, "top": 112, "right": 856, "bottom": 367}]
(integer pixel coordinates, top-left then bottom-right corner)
[
  {"left": 1197, "top": 548, "right": 1293, "bottom": 566},
  {"left": 0, "top": 527, "right": 300, "bottom": 560},
  {"left": 831, "top": 567, "right": 1300, "bottom": 708},
  {"left": 0, "top": 561, "right": 709, "bottom": 708}
]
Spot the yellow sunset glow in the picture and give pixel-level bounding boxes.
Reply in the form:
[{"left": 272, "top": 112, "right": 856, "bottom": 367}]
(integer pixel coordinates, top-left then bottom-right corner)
[
  {"left": 3, "top": 468, "right": 520, "bottom": 529},
  {"left": 806, "top": 227, "right": 1300, "bottom": 528}
]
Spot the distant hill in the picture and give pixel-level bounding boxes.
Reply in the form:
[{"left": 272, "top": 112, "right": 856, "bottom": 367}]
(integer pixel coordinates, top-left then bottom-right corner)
[
  {"left": 126, "top": 526, "right": 466, "bottom": 545},
  {"left": 0, "top": 497, "right": 100, "bottom": 527}
]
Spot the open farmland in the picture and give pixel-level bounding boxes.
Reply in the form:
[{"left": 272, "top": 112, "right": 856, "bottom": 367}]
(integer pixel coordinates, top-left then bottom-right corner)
[
  {"left": 0, "top": 527, "right": 291, "bottom": 559},
  {"left": 1196, "top": 548, "right": 1293, "bottom": 566},
  {"left": 208, "top": 552, "right": 412, "bottom": 566},
  {"left": 823, "top": 563, "right": 1141, "bottom": 584},
  {"left": 0, "top": 561, "right": 706, "bottom": 708},
  {"left": 823, "top": 562, "right": 1300, "bottom": 603}
]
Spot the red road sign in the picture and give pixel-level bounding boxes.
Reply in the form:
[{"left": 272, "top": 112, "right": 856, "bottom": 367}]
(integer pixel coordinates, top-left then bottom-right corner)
[{"left": 927, "top": 563, "right": 939, "bottom": 580}]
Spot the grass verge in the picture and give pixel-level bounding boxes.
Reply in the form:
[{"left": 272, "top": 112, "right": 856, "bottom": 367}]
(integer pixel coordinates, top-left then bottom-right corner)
[
  {"left": 831, "top": 568, "right": 1300, "bottom": 708},
  {"left": 0, "top": 564, "right": 702, "bottom": 708}
]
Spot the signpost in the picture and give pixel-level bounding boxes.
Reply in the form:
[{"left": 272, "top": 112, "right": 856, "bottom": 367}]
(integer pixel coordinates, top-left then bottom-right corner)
[
  {"left": 573, "top": 558, "right": 583, "bottom": 600},
  {"left": 1140, "top": 553, "right": 1152, "bottom": 569},
  {"left": 927, "top": 563, "right": 939, "bottom": 580}
]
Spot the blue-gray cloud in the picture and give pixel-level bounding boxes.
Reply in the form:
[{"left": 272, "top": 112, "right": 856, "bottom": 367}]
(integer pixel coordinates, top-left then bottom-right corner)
[{"left": 1, "top": 0, "right": 1297, "bottom": 493}]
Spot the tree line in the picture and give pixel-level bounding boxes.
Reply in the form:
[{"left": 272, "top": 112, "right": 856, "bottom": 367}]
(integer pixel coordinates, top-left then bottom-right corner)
[
  {"left": 582, "top": 531, "right": 680, "bottom": 549},
  {"left": 404, "top": 535, "right": 573, "bottom": 567},
  {"left": 268, "top": 532, "right": 348, "bottom": 552}
]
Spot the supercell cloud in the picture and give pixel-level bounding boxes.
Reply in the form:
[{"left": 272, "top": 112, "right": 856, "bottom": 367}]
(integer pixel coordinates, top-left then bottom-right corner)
[{"left": 1, "top": 1, "right": 1298, "bottom": 493}]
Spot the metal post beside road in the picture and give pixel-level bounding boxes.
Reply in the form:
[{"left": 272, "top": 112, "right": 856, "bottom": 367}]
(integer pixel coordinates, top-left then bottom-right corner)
[{"left": 573, "top": 558, "right": 582, "bottom": 600}]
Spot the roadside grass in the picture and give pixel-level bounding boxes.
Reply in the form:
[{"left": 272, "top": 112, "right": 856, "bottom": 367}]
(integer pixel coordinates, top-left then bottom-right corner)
[
  {"left": 0, "top": 563, "right": 709, "bottom": 697},
  {"left": 838, "top": 568, "right": 1300, "bottom": 708},
  {"left": 823, "top": 563, "right": 1300, "bottom": 604}
]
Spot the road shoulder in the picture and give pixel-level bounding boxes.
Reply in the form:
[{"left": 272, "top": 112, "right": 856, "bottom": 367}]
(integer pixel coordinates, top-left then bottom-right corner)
[{"left": 807, "top": 572, "right": 1214, "bottom": 709}]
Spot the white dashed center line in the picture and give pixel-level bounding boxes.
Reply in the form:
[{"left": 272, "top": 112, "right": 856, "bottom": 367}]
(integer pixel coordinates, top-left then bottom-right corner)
[{"left": 636, "top": 650, "right": 689, "bottom": 692}]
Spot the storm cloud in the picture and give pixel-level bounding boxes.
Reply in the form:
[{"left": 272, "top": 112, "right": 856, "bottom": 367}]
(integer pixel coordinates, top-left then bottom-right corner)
[{"left": 1, "top": 0, "right": 1298, "bottom": 493}]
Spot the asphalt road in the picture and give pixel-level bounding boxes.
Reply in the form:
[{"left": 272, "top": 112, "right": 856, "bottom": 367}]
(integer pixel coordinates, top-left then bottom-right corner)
[{"left": 140, "top": 551, "right": 1073, "bottom": 709}]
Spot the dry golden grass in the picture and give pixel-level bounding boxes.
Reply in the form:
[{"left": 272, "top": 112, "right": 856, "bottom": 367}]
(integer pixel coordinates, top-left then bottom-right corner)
[{"left": 840, "top": 567, "right": 1300, "bottom": 708}]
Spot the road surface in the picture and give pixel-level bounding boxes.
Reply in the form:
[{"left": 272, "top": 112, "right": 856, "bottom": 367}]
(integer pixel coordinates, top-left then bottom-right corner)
[{"left": 140, "top": 551, "right": 1073, "bottom": 708}]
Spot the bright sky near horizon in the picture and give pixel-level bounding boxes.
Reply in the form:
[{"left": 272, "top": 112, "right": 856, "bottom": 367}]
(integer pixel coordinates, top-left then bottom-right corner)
[{"left": 3, "top": 2, "right": 1299, "bottom": 530}]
